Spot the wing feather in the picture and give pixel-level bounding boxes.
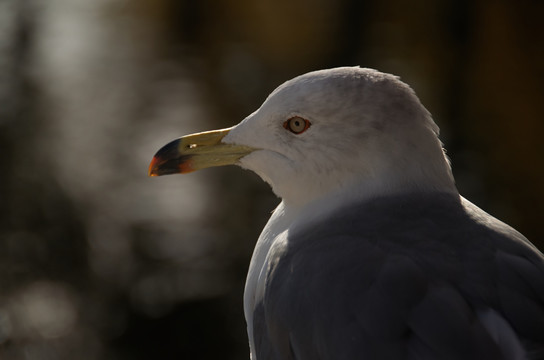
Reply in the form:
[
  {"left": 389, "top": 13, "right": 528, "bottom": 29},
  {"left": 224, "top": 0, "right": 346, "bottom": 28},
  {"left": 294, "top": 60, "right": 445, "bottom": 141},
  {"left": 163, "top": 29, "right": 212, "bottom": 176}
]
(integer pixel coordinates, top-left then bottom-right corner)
[{"left": 252, "top": 193, "right": 544, "bottom": 359}]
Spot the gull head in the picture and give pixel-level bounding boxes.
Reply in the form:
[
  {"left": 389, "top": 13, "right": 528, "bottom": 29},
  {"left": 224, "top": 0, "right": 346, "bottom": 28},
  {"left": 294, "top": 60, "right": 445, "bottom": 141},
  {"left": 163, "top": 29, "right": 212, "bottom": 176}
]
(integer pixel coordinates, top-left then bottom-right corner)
[{"left": 149, "top": 67, "right": 457, "bottom": 209}]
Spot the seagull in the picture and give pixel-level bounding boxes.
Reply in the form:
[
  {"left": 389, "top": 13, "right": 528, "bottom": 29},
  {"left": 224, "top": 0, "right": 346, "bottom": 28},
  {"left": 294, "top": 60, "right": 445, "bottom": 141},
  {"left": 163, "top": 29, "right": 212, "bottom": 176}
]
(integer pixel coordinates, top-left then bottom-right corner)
[{"left": 149, "top": 67, "right": 544, "bottom": 360}]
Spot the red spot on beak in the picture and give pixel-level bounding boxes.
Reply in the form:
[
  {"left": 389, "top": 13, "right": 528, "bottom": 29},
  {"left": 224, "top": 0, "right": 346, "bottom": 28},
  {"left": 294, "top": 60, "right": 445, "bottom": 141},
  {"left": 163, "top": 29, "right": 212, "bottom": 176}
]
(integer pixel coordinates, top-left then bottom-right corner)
[
  {"left": 148, "top": 156, "right": 160, "bottom": 176},
  {"left": 178, "top": 159, "right": 195, "bottom": 174}
]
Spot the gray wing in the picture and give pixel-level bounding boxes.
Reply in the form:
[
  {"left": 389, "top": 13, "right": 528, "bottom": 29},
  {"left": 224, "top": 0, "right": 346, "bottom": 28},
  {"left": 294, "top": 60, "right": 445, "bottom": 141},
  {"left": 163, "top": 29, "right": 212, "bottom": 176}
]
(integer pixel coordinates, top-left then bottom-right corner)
[{"left": 252, "top": 193, "right": 544, "bottom": 360}]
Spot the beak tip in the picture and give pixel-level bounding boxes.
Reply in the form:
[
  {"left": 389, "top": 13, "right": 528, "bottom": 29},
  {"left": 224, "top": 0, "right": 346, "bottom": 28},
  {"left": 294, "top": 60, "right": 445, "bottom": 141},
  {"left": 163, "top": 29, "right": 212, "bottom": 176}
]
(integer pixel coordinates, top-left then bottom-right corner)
[
  {"left": 147, "top": 153, "right": 194, "bottom": 176},
  {"left": 148, "top": 157, "right": 159, "bottom": 177}
]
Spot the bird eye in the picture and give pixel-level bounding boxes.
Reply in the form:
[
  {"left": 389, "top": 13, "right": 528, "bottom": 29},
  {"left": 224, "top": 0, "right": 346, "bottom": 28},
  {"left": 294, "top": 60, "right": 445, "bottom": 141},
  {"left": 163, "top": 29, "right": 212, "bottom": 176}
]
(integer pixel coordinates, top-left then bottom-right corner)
[{"left": 283, "top": 117, "right": 311, "bottom": 134}]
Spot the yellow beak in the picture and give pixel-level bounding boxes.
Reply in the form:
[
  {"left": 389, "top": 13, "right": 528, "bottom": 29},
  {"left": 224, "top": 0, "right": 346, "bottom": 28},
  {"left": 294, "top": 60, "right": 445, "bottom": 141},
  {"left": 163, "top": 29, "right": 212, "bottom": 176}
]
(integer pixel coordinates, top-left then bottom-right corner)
[{"left": 148, "top": 128, "right": 256, "bottom": 176}]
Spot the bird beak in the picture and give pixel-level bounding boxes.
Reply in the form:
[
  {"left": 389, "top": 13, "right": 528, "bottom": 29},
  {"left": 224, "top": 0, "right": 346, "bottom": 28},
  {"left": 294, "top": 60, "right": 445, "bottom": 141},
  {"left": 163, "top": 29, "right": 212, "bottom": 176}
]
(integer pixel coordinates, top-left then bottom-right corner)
[{"left": 148, "top": 127, "right": 256, "bottom": 176}]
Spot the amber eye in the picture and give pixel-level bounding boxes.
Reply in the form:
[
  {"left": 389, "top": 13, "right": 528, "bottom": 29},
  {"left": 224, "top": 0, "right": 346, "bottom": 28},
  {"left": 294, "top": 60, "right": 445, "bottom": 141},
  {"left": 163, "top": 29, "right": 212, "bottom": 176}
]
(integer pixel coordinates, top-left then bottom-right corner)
[{"left": 283, "top": 117, "right": 311, "bottom": 134}]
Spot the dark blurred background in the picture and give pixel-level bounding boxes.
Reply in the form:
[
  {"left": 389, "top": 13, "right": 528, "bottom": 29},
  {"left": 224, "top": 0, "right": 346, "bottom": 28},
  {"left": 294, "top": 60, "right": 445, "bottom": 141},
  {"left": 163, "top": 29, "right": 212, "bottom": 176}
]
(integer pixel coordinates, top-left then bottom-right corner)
[{"left": 0, "top": 0, "right": 543, "bottom": 359}]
